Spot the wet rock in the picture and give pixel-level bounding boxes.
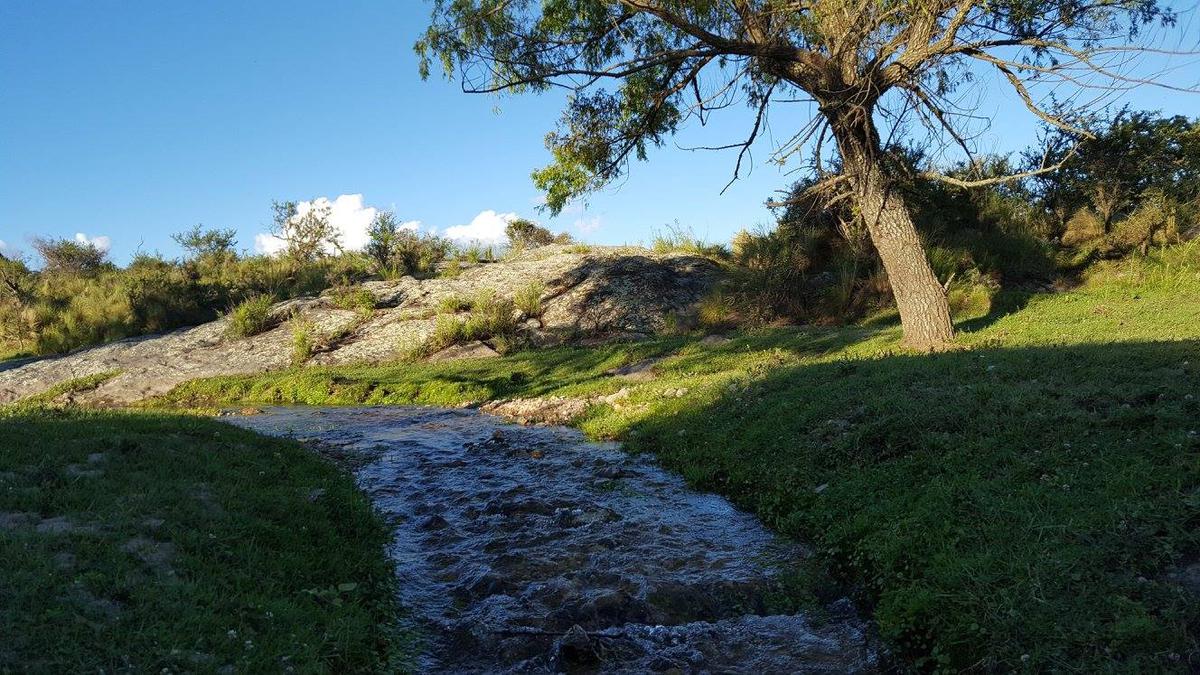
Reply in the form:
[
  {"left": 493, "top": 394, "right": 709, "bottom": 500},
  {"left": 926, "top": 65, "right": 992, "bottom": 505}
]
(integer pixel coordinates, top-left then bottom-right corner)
[
  {"left": 596, "top": 466, "right": 626, "bottom": 479},
  {"left": 419, "top": 515, "right": 451, "bottom": 531},
  {"left": 551, "top": 625, "right": 599, "bottom": 669}
]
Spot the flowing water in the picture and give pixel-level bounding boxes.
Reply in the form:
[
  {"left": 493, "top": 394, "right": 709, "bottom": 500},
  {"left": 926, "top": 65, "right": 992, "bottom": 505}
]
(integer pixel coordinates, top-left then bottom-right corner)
[{"left": 227, "top": 406, "right": 879, "bottom": 674}]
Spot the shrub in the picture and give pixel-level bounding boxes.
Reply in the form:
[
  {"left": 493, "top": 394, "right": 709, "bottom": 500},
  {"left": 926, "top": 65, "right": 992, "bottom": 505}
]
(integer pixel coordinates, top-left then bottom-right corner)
[
  {"left": 32, "top": 237, "right": 112, "bottom": 276},
  {"left": 439, "top": 259, "right": 463, "bottom": 279},
  {"left": 1062, "top": 208, "right": 1105, "bottom": 247},
  {"left": 289, "top": 312, "right": 316, "bottom": 366},
  {"left": 226, "top": 295, "right": 277, "bottom": 338},
  {"left": 464, "top": 290, "right": 517, "bottom": 339},
  {"left": 438, "top": 295, "right": 473, "bottom": 314},
  {"left": 420, "top": 290, "right": 518, "bottom": 356},
  {"left": 271, "top": 199, "right": 339, "bottom": 263},
  {"left": 172, "top": 225, "right": 238, "bottom": 263},
  {"left": 696, "top": 289, "right": 736, "bottom": 329},
  {"left": 461, "top": 245, "right": 492, "bottom": 265},
  {"left": 366, "top": 211, "right": 450, "bottom": 279},
  {"left": 514, "top": 282, "right": 545, "bottom": 318},
  {"left": 330, "top": 287, "right": 377, "bottom": 316},
  {"left": 505, "top": 219, "right": 558, "bottom": 250},
  {"left": 426, "top": 314, "right": 467, "bottom": 353},
  {"left": 945, "top": 270, "right": 996, "bottom": 319}
]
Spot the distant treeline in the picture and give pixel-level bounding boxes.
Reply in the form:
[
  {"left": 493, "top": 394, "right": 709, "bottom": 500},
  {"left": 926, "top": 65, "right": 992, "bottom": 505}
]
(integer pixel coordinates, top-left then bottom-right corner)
[{"left": 2, "top": 108, "right": 1197, "bottom": 357}]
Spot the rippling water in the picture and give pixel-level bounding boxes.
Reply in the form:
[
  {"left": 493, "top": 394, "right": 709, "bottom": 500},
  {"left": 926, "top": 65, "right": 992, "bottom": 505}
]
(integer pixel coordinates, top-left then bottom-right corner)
[{"left": 228, "top": 406, "right": 878, "bottom": 673}]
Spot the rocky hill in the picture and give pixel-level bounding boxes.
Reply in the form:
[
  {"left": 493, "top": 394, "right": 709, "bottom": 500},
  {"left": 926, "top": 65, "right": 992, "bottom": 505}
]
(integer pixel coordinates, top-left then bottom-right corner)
[{"left": 0, "top": 246, "right": 719, "bottom": 405}]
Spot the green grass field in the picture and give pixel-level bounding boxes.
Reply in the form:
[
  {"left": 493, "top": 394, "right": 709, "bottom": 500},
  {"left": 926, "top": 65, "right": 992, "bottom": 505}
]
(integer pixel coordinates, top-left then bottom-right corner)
[
  {"left": 0, "top": 408, "right": 408, "bottom": 672},
  {"left": 157, "top": 243, "right": 1200, "bottom": 670}
]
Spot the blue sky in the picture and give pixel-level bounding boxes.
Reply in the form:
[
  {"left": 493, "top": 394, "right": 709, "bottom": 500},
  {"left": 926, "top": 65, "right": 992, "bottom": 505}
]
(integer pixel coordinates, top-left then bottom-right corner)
[{"left": 1, "top": 1, "right": 1197, "bottom": 264}]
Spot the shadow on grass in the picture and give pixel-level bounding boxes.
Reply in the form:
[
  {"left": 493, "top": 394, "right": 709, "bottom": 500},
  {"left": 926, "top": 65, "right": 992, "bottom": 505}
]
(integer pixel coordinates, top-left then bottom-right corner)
[
  {"left": 0, "top": 407, "right": 405, "bottom": 672},
  {"left": 622, "top": 338, "right": 1200, "bottom": 672},
  {"left": 955, "top": 289, "right": 1036, "bottom": 334}
]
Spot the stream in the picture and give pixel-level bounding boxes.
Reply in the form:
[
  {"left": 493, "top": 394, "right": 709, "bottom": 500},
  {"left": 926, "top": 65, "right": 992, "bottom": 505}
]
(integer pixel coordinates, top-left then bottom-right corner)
[{"left": 227, "top": 406, "right": 879, "bottom": 673}]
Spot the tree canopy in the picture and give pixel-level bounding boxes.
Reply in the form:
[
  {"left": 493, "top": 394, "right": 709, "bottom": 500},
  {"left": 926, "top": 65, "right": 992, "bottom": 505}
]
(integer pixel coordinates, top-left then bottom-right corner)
[
  {"left": 418, "top": 0, "right": 1184, "bottom": 349},
  {"left": 419, "top": 0, "right": 1179, "bottom": 211}
]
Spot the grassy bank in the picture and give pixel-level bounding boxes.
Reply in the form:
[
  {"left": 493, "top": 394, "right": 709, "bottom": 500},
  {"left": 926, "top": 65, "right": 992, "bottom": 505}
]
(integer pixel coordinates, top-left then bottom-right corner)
[
  {"left": 161, "top": 246, "right": 1200, "bottom": 670},
  {"left": 0, "top": 407, "right": 407, "bottom": 672}
]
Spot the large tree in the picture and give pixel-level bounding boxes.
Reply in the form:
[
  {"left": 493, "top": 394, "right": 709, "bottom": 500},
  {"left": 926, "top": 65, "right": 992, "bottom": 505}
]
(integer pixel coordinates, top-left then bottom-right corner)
[{"left": 418, "top": 0, "right": 1180, "bottom": 349}]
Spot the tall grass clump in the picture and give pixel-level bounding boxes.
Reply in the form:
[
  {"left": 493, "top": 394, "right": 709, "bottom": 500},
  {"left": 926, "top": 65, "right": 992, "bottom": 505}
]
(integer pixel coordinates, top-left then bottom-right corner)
[
  {"left": 330, "top": 286, "right": 377, "bottom": 316},
  {"left": 226, "top": 295, "right": 277, "bottom": 338},
  {"left": 514, "top": 282, "right": 545, "bottom": 318},
  {"left": 289, "top": 312, "right": 316, "bottom": 366},
  {"left": 696, "top": 289, "right": 736, "bottom": 329},
  {"left": 651, "top": 223, "right": 729, "bottom": 259},
  {"left": 438, "top": 295, "right": 473, "bottom": 314},
  {"left": 419, "top": 290, "right": 519, "bottom": 356}
]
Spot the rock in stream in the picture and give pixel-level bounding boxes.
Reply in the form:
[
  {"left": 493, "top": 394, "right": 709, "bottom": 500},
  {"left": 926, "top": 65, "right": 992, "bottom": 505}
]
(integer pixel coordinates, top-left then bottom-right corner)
[{"left": 227, "top": 406, "right": 879, "bottom": 673}]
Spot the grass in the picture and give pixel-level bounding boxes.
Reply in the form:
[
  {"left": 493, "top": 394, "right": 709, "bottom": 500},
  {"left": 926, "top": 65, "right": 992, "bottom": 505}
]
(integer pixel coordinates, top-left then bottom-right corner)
[
  {"left": 226, "top": 295, "right": 277, "bottom": 338},
  {"left": 0, "top": 406, "right": 407, "bottom": 672},
  {"left": 513, "top": 281, "right": 545, "bottom": 318},
  {"left": 290, "top": 312, "right": 316, "bottom": 366},
  {"left": 329, "top": 287, "right": 377, "bottom": 316},
  {"left": 156, "top": 244, "right": 1200, "bottom": 671}
]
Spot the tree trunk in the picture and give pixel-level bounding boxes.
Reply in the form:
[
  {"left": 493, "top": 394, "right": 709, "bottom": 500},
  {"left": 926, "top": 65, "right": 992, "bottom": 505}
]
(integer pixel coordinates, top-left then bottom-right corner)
[{"left": 827, "top": 108, "right": 955, "bottom": 350}]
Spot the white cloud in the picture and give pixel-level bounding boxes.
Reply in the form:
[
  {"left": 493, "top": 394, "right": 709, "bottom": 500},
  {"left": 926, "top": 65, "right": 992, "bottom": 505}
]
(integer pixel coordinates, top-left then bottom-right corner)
[
  {"left": 254, "top": 193, "right": 379, "bottom": 256},
  {"left": 0, "top": 240, "right": 7, "bottom": 254},
  {"left": 254, "top": 232, "right": 288, "bottom": 256},
  {"left": 574, "top": 216, "right": 603, "bottom": 234},
  {"left": 443, "top": 210, "right": 518, "bottom": 246},
  {"left": 75, "top": 232, "right": 112, "bottom": 252},
  {"left": 250, "top": 198, "right": 526, "bottom": 255}
]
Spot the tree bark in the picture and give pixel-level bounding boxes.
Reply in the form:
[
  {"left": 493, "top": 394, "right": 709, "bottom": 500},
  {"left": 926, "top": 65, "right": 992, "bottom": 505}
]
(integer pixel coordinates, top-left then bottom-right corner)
[{"left": 827, "top": 108, "right": 955, "bottom": 350}]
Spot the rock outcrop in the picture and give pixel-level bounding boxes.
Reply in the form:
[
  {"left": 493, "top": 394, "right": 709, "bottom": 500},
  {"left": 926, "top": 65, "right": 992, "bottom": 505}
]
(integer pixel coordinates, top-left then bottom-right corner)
[{"left": 0, "top": 246, "right": 718, "bottom": 405}]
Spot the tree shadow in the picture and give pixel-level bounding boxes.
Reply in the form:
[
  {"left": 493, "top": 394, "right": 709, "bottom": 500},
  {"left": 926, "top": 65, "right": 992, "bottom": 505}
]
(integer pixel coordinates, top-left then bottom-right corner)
[
  {"left": 955, "top": 289, "right": 1037, "bottom": 334},
  {"left": 619, "top": 338, "right": 1200, "bottom": 670}
]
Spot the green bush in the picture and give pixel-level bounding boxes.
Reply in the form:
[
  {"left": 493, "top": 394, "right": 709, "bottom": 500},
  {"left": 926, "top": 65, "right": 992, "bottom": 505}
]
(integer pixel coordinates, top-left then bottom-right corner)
[
  {"left": 505, "top": 218, "right": 558, "bottom": 250},
  {"left": 226, "top": 295, "right": 277, "bottom": 338},
  {"left": 366, "top": 212, "right": 451, "bottom": 279}
]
